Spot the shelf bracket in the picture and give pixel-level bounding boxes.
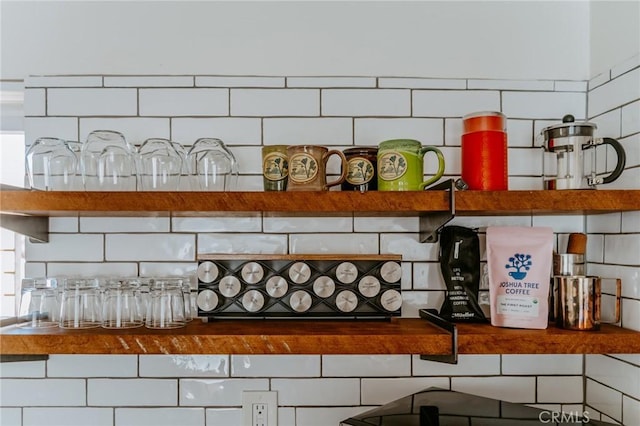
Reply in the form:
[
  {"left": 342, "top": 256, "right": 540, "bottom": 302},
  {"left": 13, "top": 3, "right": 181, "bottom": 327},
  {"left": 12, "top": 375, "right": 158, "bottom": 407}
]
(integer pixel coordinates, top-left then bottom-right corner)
[
  {"left": 0, "top": 213, "right": 49, "bottom": 243},
  {"left": 0, "top": 355, "right": 50, "bottom": 363},
  {"left": 419, "top": 309, "right": 458, "bottom": 364},
  {"left": 419, "top": 179, "right": 456, "bottom": 243}
]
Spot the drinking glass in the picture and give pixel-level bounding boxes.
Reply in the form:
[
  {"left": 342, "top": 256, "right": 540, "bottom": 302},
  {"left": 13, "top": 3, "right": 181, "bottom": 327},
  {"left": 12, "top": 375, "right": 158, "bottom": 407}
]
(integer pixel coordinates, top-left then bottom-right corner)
[
  {"left": 186, "top": 138, "right": 239, "bottom": 191},
  {"left": 65, "top": 140, "right": 84, "bottom": 190},
  {"left": 101, "top": 278, "right": 144, "bottom": 329},
  {"left": 18, "top": 277, "right": 59, "bottom": 328},
  {"left": 59, "top": 278, "right": 102, "bottom": 329},
  {"left": 138, "top": 138, "right": 183, "bottom": 191},
  {"left": 25, "top": 137, "right": 78, "bottom": 191},
  {"left": 81, "top": 130, "right": 137, "bottom": 191},
  {"left": 145, "top": 278, "right": 187, "bottom": 329}
]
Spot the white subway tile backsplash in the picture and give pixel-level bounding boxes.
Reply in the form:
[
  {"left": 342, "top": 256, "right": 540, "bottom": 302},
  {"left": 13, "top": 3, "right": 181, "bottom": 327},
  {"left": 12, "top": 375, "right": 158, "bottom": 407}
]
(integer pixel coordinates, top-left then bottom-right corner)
[
  {"left": 48, "top": 355, "right": 137, "bottom": 377},
  {"left": 621, "top": 100, "right": 640, "bottom": 137},
  {"left": 79, "top": 117, "right": 171, "bottom": 145},
  {"left": 273, "top": 378, "right": 360, "bottom": 405},
  {"left": 354, "top": 117, "right": 443, "bottom": 146},
  {"left": 47, "top": 262, "right": 138, "bottom": 278},
  {"left": 88, "top": 379, "right": 177, "bottom": 406},
  {"left": 620, "top": 133, "right": 640, "bottom": 170},
  {"left": 264, "top": 216, "right": 351, "bottom": 233},
  {"left": 296, "top": 407, "right": 376, "bottom": 426},
  {"left": 198, "top": 233, "right": 287, "bottom": 255},
  {"left": 0, "top": 360, "right": 45, "bottom": 378},
  {"left": 589, "top": 68, "right": 640, "bottom": 117},
  {"left": 49, "top": 217, "right": 79, "bottom": 233},
  {"left": 231, "top": 89, "right": 319, "bottom": 117},
  {"left": 106, "top": 234, "right": 195, "bottom": 261},
  {"left": 353, "top": 217, "right": 418, "bottom": 233},
  {"left": 452, "top": 377, "right": 536, "bottom": 403},
  {"left": 197, "top": 76, "right": 284, "bottom": 88},
  {"left": 289, "top": 233, "right": 378, "bottom": 254},
  {"left": 413, "top": 90, "right": 500, "bottom": 118},
  {"left": 172, "top": 216, "right": 261, "bottom": 233},
  {"left": 507, "top": 119, "right": 534, "bottom": 147},
  {"left": 587, "top": 355, "right": 640, "bottom": 399},
  {"left": 622, "top": 211, "right": 640, "bottom": 233},
  {"left": 25, "top": 76, "right": 103, "bottom": 88},
  {"left": 26, "top": 234, "right": 103, "bottom": 262},
  {"left": 116, "top": 408, "right": 204, "bottom": 426},
  {"left": 604, "top": 234, "right": 640, "bottom": 265},
  {"left": 379, "top": 78, "right": 466, "bottom": 89},
  {"left": 555, "top": 81, "right": 588, "bottom": 92},
  {"left": 24, "top": 408, "right": 112, "bottom": 426},
  {"left": 0, "top": 408, "right": 21, "bottom": 426},
  {"left": 179, "top": 378, "right": 268, "bottom": 406},
  {"left": 231, "top": 146, "right": 262, "bottom": 174},
  {"left": 591, "top": 108, "right": 622, "bottom": 138},
  {"left": 412, "top": 262, "right": 445, "bottom": 291},
  {"left": 444, "top": 118, "right": 462, "bottom": 146},
  {"left": 263, "top": 117, "right": 352, "bottom": 146},
  {"left": 25, "top": 117, "right": 78, "bottom": 144},
  {"left": 623, "top": 395, "right": 640, "bottom": 426},
  {"left": 380, "top": 234, "right": 438, "bottom": 261},
  {"left": 205, "top": 408, "right": 242, "bottom": 426},
  {"left": 172, "top": 117, "right": 262, "bottom": 146},
  {"left": 537, "top": 376, "right": 583, "bottom": 403},
  {"left": 436, "top": 146, "right": 460, "bottom": 175},
  {"left": 623, "top": 299, "right": 640, "bottom": 331},
  {"left": 48, "top": 88, "right": 137, "bottom": 116},
  {"left": 532, "top": 215, "right": 585, "bottom": 232},
  {"left": 231, "top": 355, "right": 320, "bottom": 377},
  {"left": 24, "top": 89, "right": 46, "bottom": 116},
  {"left": 401, "top": 291, "right": 444, "bottom": 318},
  {"left": 361, "top": 377, "right": 449, "bottom": 405},
  {"left": 81, "top": 217, "right": 170, "bottom": 233},
  {"left": 322, "top": 89, "right": 410, "bottom": 117},
  {"left": 589, "top": 72, "right": 610, "bottom": 91},
  {"left": 25, "top": 262, "right": 46, "bottom": 278},
  {"left": 508, "top": 148, "right": 543, "bottom": 175},
  {"left": 139, "top": 89, "right": 228, "bottom": 117},
  {"left": 586, "top": 378, "right": 622, "bottom": 422},
  {"left": 288, "top": 77, "right": 375, "bottom": 88},
  {"left": 413, "top": 355, "right": 500, "bottom": 376},
  {"left": 104, "top": 76, "right": 194, "bottom": 87},
  {"left": 468, "top": 79, "right": 553, "bottom": 91},
  {"left": 449, "top": 215, "right": 532, "bottom": 229},
  {"left": 508, "top": 176, "right": 544, "bottom": 190},
  {"left": 611, "top": 53, "right": 640, "bottom": 79},
  {"left": 586, "top": 233, "right": 605, "bottom": 263},
  {"left": 139, "top": 355, "right": 228, "bottom": 378},
  {"left": 502, "top": 355, "right": 583, "bottom": 375},
  {"left": 503, "top": 91, "right": 586, "bottom": 119},
  {"left": 138, "top": 263, "right": 197, "bottom": 278},
  {"left": 0, "top": 379, "right": 86, "bottom": 406},
  {"left": 322, "top": 355, "right": 410, "bottom": 377},
  {"left": 587, "top": 212, "right": 622, "bottom": 233}
]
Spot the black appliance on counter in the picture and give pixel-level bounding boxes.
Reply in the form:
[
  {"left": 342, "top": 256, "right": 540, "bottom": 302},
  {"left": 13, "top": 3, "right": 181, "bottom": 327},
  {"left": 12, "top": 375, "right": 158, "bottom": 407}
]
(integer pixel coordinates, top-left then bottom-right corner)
[{"left": 341, "top": 388, "right": 614, "bottom": 426}]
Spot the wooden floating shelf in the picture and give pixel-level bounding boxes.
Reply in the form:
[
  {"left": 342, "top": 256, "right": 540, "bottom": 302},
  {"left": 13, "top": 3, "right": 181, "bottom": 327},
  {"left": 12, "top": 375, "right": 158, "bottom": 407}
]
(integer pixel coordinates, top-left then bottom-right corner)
[
  {"left": 1, "top": 319, "right": 639, "bottom": 356},
  {"left": 1, "top": 189, "right": 639, "bottom": 216}
]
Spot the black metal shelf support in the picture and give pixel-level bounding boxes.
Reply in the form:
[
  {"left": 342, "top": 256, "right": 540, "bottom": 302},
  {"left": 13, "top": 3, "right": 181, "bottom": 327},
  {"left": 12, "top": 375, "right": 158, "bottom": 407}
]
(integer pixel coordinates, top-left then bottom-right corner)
[
  {"left": 419, "top": 179, "right": 456, "bottom": 243},
  {"left": 419, "top": 308, "right": 458, "bottom": 364}
]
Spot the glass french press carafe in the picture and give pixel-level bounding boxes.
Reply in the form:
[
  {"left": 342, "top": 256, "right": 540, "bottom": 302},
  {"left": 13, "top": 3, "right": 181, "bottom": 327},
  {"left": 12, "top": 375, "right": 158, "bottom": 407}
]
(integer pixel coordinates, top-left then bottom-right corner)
[{"left": 542, "top": 114, "right": 626, "bottom": 190}]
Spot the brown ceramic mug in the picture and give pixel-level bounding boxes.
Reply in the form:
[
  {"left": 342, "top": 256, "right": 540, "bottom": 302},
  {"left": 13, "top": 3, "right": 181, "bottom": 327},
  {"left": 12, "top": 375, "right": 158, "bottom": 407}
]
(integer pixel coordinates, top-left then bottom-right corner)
[
  {"left": 287, "top": 145, "right": 348, "bottom": 191},
  {"left": 341, "top": 146, "right": 378, "bottom": 192}
]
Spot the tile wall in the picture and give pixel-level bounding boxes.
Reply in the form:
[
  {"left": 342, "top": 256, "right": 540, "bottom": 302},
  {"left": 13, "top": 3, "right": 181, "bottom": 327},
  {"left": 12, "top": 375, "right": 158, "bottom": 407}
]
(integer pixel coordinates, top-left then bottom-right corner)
[
  {"left": 1, "top": 55, "right": 638, "bottom": 426},
  {"left": 584, "top": 55, "right": 640, "bottom": 426}
]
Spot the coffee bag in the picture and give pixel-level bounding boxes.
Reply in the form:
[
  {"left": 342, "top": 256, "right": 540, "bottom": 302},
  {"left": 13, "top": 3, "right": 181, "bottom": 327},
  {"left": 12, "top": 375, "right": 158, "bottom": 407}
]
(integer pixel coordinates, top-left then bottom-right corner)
[{"left": 487, "top": 226, "right": 553, "bottom": 329}]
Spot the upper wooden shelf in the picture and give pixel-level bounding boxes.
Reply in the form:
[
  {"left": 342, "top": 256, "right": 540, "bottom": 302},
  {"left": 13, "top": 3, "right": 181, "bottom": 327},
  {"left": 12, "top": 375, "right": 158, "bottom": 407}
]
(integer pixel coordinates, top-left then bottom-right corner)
[
  {"left": 1, "top": 319, "right": 638, "bottom": 356},
  {"left": 1, "top": 189, "right": 639, "bottom": 217}
]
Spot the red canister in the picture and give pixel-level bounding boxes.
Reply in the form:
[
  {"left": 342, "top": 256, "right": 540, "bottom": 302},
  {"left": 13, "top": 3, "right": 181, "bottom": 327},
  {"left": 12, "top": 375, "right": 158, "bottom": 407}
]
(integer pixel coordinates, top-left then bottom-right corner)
[{"left": 461, "top": 112, "right": 508, "bottom": 191}]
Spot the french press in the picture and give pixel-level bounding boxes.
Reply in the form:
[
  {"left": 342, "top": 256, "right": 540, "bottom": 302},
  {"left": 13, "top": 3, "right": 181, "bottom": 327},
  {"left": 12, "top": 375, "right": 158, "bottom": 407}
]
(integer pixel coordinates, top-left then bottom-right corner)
[{"left": 541, "top": 115, "right": 626, "bottom": 190}]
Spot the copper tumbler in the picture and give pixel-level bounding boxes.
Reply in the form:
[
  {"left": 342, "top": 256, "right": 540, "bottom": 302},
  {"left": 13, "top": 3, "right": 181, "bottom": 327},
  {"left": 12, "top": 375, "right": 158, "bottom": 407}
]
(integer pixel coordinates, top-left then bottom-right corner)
[{"left": 555, "top": 276, "right": 621, "bottom": 331}]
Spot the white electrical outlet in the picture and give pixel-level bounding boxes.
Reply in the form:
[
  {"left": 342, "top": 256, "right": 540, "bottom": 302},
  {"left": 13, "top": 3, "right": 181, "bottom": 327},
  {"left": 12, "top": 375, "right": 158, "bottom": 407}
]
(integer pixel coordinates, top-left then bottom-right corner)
[{"left": 242, "top": 391, "right": 277, "bottom": 426}]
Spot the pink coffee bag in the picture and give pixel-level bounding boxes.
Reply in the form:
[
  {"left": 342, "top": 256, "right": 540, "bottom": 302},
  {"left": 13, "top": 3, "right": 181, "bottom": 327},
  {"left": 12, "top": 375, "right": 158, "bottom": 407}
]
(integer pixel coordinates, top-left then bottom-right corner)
[{"left": 487, "top": 226, "right": 553, "bottom": 329}]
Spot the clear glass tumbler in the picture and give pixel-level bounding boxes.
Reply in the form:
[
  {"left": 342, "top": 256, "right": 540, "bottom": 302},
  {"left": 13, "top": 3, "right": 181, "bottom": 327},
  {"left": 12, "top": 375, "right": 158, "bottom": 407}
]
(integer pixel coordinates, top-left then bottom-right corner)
[
  {"left": 145, "top": 278, "right": 187, "bottom": 329},
  {"left": 59, "top": 278, "right": 102, "bottom": 329},
  {"left": 25, "top": 137, "right": 78, "bottom": 191},
  {"left": 186, "top": 138, "right": 239, "bottom": 191},
  {"left": 18, "top": 277, "right": 59, "bottom": 328},
  {"left": 101, "top": 278, "right": 144, "bottom": 329},
  {"left": 81, "top": 130, "right": 137, "bottom": 191},
  {"left": 137, "top": 138, "right": 183, "bottom": 191}
]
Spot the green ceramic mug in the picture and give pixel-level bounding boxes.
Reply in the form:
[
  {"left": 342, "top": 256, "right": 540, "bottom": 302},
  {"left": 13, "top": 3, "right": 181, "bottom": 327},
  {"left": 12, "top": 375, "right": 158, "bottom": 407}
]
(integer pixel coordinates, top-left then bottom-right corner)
[{"left": 377, "top": 139, "right": 445, "bottom": 191}]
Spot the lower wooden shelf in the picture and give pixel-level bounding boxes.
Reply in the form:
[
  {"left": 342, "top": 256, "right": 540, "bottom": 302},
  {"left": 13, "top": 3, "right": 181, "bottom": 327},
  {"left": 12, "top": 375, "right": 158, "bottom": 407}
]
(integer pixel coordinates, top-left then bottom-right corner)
[{"left": 1, "top": 319, "right": 638, "bottom": 356}]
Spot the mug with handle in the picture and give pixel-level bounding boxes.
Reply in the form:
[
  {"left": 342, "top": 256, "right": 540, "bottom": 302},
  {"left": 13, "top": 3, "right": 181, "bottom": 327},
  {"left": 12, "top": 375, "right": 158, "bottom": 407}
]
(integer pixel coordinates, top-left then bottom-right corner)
[
  {"left": 377, "top": 139, "right": 445, "bottom": 191},
  {"left": 287, "top": 145, "right": 348, "bottom": 191}
]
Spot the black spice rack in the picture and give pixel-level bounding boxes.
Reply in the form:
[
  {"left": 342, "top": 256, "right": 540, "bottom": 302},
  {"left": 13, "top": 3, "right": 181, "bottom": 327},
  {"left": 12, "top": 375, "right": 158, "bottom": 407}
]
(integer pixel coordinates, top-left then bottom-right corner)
[{"left": 196, "top": 254, "right": 403, "bottom": 320}]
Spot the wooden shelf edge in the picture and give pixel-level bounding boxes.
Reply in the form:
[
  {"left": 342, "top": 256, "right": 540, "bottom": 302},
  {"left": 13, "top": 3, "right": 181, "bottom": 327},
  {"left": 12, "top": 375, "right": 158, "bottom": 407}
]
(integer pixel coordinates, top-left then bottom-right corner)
[{"left": 1, "top": 319, "right": 638, "bottom": 356}]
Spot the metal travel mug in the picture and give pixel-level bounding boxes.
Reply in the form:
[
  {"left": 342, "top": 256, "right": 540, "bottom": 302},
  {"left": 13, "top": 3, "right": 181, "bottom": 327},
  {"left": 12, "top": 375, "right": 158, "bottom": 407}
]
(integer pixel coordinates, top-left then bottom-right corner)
[{"left": 555, "top": 276, "right": 621, "bottom": 331}]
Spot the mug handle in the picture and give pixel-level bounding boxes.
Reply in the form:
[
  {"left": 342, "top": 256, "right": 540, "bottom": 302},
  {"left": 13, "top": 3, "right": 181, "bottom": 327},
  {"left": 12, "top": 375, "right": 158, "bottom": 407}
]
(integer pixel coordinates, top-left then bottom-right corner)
[
  {"left": 323, "top": 150, "right": 348, "bottom": 190},
  {"left": 418, "top": 146, "right": 446, "bottom": 190},
  {"left": 599, "top": 137, "right": 626, "bottom": 184}
]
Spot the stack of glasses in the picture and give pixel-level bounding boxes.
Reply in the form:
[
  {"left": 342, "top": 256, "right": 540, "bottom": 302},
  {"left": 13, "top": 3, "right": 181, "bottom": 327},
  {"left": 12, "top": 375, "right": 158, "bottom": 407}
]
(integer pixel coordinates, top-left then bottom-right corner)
[{"left": 18, "top": 276, "right": 196, "bottom": 330}]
